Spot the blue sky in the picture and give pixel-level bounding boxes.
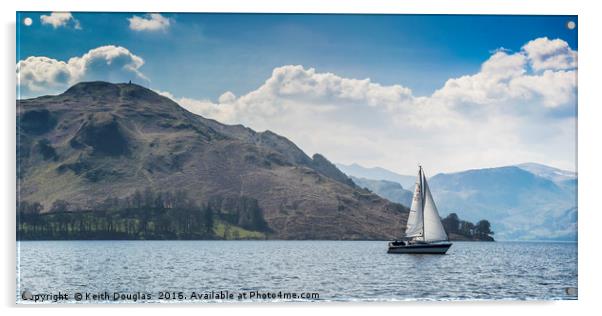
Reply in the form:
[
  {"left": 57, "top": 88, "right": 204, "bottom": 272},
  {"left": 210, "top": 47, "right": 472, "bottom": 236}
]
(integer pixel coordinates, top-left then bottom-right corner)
[
  {"left": 17, "top": 13, "right": 577, "bottom": 99},
  {"left": 16, "top": 13, "right": 578, "bottom": 174}
]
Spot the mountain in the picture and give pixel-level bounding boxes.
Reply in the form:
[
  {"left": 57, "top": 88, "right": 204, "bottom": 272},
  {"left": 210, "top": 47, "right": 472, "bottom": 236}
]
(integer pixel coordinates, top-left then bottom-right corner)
[
  {"left": 340, "top": 162, "right": 577, "bottom": 241},
  {"left": 336, "top": 163, "right": 416, "bottom": 189},
  {"left": 16, "top": 81, "right": 408, "bottom": 240},
  {"left": 350, "top": 176, "right": 413, "bottom": 207},
  {"left": 428, "top": 166, "right": 577, "bottom": 241},
  {"left": 516, "top": 162, "right": 577, "bottom": 183}
]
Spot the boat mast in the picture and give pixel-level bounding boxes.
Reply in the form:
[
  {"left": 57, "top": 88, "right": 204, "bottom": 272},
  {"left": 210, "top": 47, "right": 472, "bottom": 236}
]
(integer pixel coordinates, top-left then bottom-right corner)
[{"left": 420, "top": 165, "right": 425, "bottom": 241}]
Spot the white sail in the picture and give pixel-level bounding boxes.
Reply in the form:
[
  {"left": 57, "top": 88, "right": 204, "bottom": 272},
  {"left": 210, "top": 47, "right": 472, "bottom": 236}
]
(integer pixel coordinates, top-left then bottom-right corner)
[
  {"left": 421, "top": 175, "right": 448, "bottom": 242},
  {"left": 404, "top": 167, "right": 424, "bottom": 238},
  {"left": 403, "top": 166, "right": 448, "bottom": 242}
]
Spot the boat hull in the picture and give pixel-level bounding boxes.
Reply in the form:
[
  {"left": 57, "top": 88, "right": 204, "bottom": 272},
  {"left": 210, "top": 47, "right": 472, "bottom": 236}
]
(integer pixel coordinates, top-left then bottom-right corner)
[{"left": 387, "top": 242, "right": 452, "bottom": 254}]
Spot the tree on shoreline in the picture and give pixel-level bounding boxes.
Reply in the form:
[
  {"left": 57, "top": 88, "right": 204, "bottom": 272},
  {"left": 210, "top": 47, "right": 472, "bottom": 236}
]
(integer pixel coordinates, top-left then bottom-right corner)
[
  {"left": 475, "top": 220, "right": 494, "bottom": 239},
  {"left": 441, "top": 213, "right": 494, "bottom": 241}
]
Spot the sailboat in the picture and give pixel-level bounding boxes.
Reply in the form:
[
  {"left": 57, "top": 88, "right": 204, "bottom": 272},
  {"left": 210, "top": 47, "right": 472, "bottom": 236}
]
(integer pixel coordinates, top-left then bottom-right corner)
[{"left": 388, "top": 166, "right": 452, "bottom": 254}]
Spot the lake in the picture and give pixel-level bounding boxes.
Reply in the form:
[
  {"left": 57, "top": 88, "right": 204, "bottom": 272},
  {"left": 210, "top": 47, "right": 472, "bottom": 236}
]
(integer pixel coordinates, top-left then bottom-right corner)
[{"left": 16, "top": 240, "right": 577, "bottom": 303}]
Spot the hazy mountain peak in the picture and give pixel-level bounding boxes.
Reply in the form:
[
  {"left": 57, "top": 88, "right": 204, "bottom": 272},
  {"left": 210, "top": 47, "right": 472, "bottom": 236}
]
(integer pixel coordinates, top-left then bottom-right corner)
[
  {"left": 336, "top": 162, "right": 416, "bottom": 189},
  {"left": 516, "top": 162, "right": 577, "bottom": 183}
]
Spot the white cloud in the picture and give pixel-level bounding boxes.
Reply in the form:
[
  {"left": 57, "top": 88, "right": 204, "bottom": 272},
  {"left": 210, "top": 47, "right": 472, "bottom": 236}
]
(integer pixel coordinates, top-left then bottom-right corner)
[
  {"left": 522, "top": 37, "right": 577, "bottom": 71},
  {"left": 431, "top": 38, "right": 577, "bottom": 109},
  {"left": 17, "top": 45, "right": 147, "bottom": 98},
  {"left": 128, "top": 14, "right": 171, "bottom": 32},
  {"left": 40, "top": 12, "right": 81, "bottom": 29},
  {"left": 164, "top": 37, "right": 577, "bottom": 174},
  {"left": 218, "top": 91, "right": 237, "bottom": 104}
]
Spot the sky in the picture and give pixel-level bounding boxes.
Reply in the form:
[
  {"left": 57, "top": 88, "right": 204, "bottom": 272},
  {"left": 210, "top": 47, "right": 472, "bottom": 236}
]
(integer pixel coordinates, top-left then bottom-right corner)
[{"left": 16, "top": 12, "right": 578, "bottom": 175}]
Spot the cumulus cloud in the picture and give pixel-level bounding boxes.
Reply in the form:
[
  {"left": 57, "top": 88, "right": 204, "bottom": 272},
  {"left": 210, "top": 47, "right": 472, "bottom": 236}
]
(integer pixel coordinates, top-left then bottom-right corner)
[
  {"left": 17, "top": 45, "right": 147, "bottom": 98},
  {"left": 218, "top": 91, "right": 237, "bottom": 104},
  {"left": 431, "top": 37, "right": 577, "bottom": 110},
  {"left": 522, "top": 37, "right": 577, "bottom": 71},
  {"left": 164, "top": 37, "right": 577, "bottom": 174},
  {"left": 128, "top": 13, "right": 171, "bottom": 32},
  {"left": 432, "top": 48, "right": 577, "bottom": 109},
  {"left": 40, "top": 12, "right": 81, "bottom": 29}
]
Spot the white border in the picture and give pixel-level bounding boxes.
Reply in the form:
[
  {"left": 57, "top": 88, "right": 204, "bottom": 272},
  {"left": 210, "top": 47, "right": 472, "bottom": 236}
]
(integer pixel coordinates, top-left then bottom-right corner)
[
  {"left": 3, "top": 1, "right": 601, "bottom": 316},
  {"left": 9, "top": 0, "right": 581, "bottom": 15}
]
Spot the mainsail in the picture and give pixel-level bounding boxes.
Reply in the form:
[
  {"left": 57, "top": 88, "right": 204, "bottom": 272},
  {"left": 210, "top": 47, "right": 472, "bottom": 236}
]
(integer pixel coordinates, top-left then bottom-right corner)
[
  {"left": 404, "top": 166, "right": 448, "bottom": 242},
  {"left": 404, "top": 168, "right": 424, "bottom": 238}
]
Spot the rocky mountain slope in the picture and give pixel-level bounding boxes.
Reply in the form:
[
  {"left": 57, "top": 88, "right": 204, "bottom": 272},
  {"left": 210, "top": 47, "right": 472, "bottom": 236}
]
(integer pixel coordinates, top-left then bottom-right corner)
[{"left": 17, "top": 82, "right": 408, "bottom": 240}]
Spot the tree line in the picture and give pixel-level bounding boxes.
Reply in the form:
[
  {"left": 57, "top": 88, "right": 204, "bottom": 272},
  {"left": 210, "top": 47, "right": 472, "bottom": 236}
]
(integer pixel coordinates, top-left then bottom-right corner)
[
  {"left": 17, "top": 188, "right": 270, "bottom": 240},
  {"left": 441, "top": 213, "right": 494, "bottom": 241}
]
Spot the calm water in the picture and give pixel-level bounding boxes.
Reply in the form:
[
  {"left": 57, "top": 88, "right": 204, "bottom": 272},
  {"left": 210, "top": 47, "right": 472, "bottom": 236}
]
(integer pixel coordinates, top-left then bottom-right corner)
[{"left": 16, "top": 241, "right": 577, "bottom": 303}]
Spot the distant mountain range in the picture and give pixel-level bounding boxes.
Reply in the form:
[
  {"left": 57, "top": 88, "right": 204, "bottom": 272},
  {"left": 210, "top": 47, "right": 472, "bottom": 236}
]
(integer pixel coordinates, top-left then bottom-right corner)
[
  {"left": 339, "top": 163, "right": 577, "bottom": 241},
  {"left": 336, "top": 163, "right": 416, "bottom": 189},
  {"left": 516, "top": 162, "right": 577, "bottom": 183},
  {"left": 349, "top": 176, "right": 413, "bottom": 207}
]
